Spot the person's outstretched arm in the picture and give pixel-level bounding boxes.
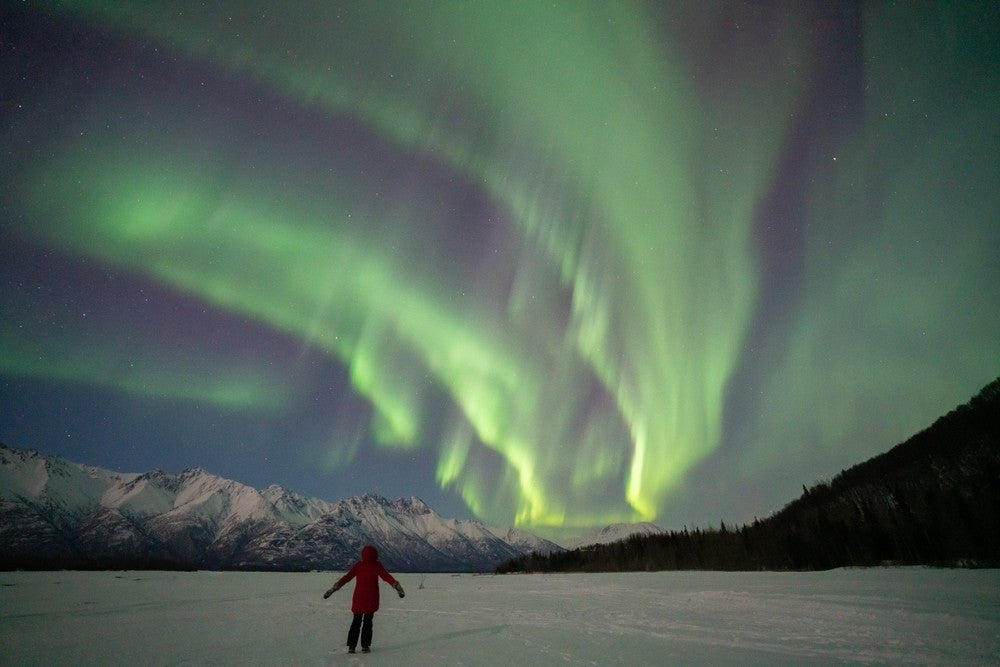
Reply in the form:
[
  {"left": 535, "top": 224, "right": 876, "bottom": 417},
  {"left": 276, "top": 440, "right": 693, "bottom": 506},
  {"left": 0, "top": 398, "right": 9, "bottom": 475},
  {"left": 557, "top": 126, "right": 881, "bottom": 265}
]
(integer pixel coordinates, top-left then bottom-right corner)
[
  {"left": 323, "top": 565, "right": 358, "bottom": 599},
  {"left": 377, "top": 564, "right": 405, "bottom": 598}
]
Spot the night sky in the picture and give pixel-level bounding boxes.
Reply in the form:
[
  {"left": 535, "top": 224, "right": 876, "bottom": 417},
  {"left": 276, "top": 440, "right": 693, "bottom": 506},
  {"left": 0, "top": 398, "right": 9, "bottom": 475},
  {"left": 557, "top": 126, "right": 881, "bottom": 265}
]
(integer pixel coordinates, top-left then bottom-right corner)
[{"left": 2, "top": 2, "right": 998, "bottom": 541}]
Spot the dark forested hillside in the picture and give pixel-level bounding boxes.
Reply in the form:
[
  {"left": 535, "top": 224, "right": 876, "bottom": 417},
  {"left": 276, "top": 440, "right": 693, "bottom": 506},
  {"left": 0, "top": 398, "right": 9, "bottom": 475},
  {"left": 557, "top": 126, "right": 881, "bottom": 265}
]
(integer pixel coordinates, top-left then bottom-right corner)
[{"left": 498, "top": 377, "right": 1000, "bottom": 573}]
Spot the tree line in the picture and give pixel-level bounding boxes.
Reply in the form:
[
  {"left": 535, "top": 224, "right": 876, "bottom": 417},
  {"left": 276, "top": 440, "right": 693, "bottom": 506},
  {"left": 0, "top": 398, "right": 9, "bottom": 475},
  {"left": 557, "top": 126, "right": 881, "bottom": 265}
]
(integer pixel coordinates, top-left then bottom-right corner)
[{"left": 498, "top": 377, "right": 1000, "bottom": 573}]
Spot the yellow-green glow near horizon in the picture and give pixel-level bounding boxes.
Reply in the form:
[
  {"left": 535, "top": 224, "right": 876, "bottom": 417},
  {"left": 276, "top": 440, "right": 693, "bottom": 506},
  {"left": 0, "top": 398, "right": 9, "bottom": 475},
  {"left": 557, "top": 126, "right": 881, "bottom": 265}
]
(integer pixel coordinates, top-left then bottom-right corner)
[{"left": 7, "top": 2, "right": 998, "bottom": 534}]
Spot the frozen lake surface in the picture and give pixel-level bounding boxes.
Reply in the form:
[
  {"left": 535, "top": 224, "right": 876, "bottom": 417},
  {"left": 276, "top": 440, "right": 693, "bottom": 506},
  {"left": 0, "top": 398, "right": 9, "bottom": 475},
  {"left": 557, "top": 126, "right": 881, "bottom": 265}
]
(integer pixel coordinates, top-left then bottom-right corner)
[{"left": 2, "top": 568, "right": 998, "bottom": 665}]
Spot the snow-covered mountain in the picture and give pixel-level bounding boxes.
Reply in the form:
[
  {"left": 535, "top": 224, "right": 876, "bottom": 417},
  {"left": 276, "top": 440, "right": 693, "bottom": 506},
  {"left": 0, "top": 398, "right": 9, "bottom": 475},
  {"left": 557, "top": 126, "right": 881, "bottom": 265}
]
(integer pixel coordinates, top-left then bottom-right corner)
[
  {"left": 565, "top": 522, "right": 665, "bottom": 549},
  {"left": 488, "top": 526, "right": 563, "bottom": 556},
  {"left": 0, "top": 444, "right": 561, "bottom": 571}
]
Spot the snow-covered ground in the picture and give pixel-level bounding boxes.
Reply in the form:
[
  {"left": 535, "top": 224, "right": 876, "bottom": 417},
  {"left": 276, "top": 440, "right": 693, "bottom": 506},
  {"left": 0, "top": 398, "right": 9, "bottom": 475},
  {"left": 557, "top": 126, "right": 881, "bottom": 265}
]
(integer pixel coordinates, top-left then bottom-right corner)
[{"left": 1, "top": 568, "right": 997, "bottom": 665}]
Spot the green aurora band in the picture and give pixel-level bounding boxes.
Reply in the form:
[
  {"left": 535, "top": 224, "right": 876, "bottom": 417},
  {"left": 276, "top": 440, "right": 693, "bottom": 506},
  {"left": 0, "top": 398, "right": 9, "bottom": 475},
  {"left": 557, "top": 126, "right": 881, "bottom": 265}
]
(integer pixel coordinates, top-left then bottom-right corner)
[{"left": 10, "top": 2, "right": 998, "bottom": 532}]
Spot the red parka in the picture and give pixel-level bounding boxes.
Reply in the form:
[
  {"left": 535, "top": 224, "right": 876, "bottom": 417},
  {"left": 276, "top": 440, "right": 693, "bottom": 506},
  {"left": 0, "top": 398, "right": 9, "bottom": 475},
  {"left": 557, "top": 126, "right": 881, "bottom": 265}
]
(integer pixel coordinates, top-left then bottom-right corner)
[{"left": 335, "top": 545, "right": 398, "bottom": 613}]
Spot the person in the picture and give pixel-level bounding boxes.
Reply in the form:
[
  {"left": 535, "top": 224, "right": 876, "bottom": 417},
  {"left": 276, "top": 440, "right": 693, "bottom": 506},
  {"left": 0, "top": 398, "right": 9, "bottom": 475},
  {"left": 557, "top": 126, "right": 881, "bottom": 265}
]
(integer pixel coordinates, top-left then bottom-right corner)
[{"left": 323, "top": 544, "right": 405, "bottom": 654}]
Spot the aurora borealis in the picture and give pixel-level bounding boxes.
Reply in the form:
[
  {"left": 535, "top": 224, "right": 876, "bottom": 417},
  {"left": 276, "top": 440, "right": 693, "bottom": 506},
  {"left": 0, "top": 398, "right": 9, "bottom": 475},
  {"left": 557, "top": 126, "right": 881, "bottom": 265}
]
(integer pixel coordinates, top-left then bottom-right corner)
[{"left": 2, "top": 2, "right": 998, "bottom": 539}]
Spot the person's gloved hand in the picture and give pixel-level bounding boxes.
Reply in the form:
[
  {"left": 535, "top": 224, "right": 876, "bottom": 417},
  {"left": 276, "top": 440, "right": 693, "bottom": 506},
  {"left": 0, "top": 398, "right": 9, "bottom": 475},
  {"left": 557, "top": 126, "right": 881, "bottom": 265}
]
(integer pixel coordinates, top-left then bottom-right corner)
[
  {"left": 394, "top": 582, "right": 405, "bottom": 598},
  {"left": 323, "top": 583, "right": 340, "bottom": 599}
]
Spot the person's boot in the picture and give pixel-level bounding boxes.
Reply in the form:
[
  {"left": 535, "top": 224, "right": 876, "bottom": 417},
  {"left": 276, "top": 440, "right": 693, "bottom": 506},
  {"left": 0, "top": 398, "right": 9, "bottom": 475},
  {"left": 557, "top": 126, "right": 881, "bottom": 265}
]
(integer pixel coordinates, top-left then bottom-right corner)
[
  {"left": 347, "top": 647, "right": 356, "bottom": 654},
  {"left": 362, "top": 647, "right": 371, "bottom": 653}
]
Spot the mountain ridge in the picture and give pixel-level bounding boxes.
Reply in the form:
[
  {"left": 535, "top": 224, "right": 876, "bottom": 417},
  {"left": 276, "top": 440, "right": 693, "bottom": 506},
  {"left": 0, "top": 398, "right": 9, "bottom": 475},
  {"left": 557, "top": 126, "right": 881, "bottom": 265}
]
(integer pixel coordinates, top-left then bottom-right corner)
[
  {"left": 563, "top": 522, "right": 665, "bottom": 549},
  {"left": 0, "top": 446, "right": 560, "bottom": 572}
]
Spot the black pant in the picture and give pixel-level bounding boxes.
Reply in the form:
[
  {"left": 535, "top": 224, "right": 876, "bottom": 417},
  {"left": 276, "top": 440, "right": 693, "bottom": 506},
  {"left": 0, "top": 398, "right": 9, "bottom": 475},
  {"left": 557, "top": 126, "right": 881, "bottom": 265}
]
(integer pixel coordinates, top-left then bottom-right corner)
[{"left": 347, "top": 612, "right": 374, "bottom": 649}]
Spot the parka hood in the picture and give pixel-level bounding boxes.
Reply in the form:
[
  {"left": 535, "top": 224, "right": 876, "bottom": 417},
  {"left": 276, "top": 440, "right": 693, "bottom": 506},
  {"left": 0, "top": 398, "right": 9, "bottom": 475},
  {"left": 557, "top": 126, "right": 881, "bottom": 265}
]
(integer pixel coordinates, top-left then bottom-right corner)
[{"left": 361, "top": 545, "right": 378, "bottom": 562}]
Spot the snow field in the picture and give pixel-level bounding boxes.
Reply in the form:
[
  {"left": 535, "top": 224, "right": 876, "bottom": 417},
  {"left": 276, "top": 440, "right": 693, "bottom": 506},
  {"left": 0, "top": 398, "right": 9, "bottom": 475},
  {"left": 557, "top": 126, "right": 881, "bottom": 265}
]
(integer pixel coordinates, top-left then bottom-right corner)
[{"left": 1, "top": 568, "right": 997, "bottom": 665}]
